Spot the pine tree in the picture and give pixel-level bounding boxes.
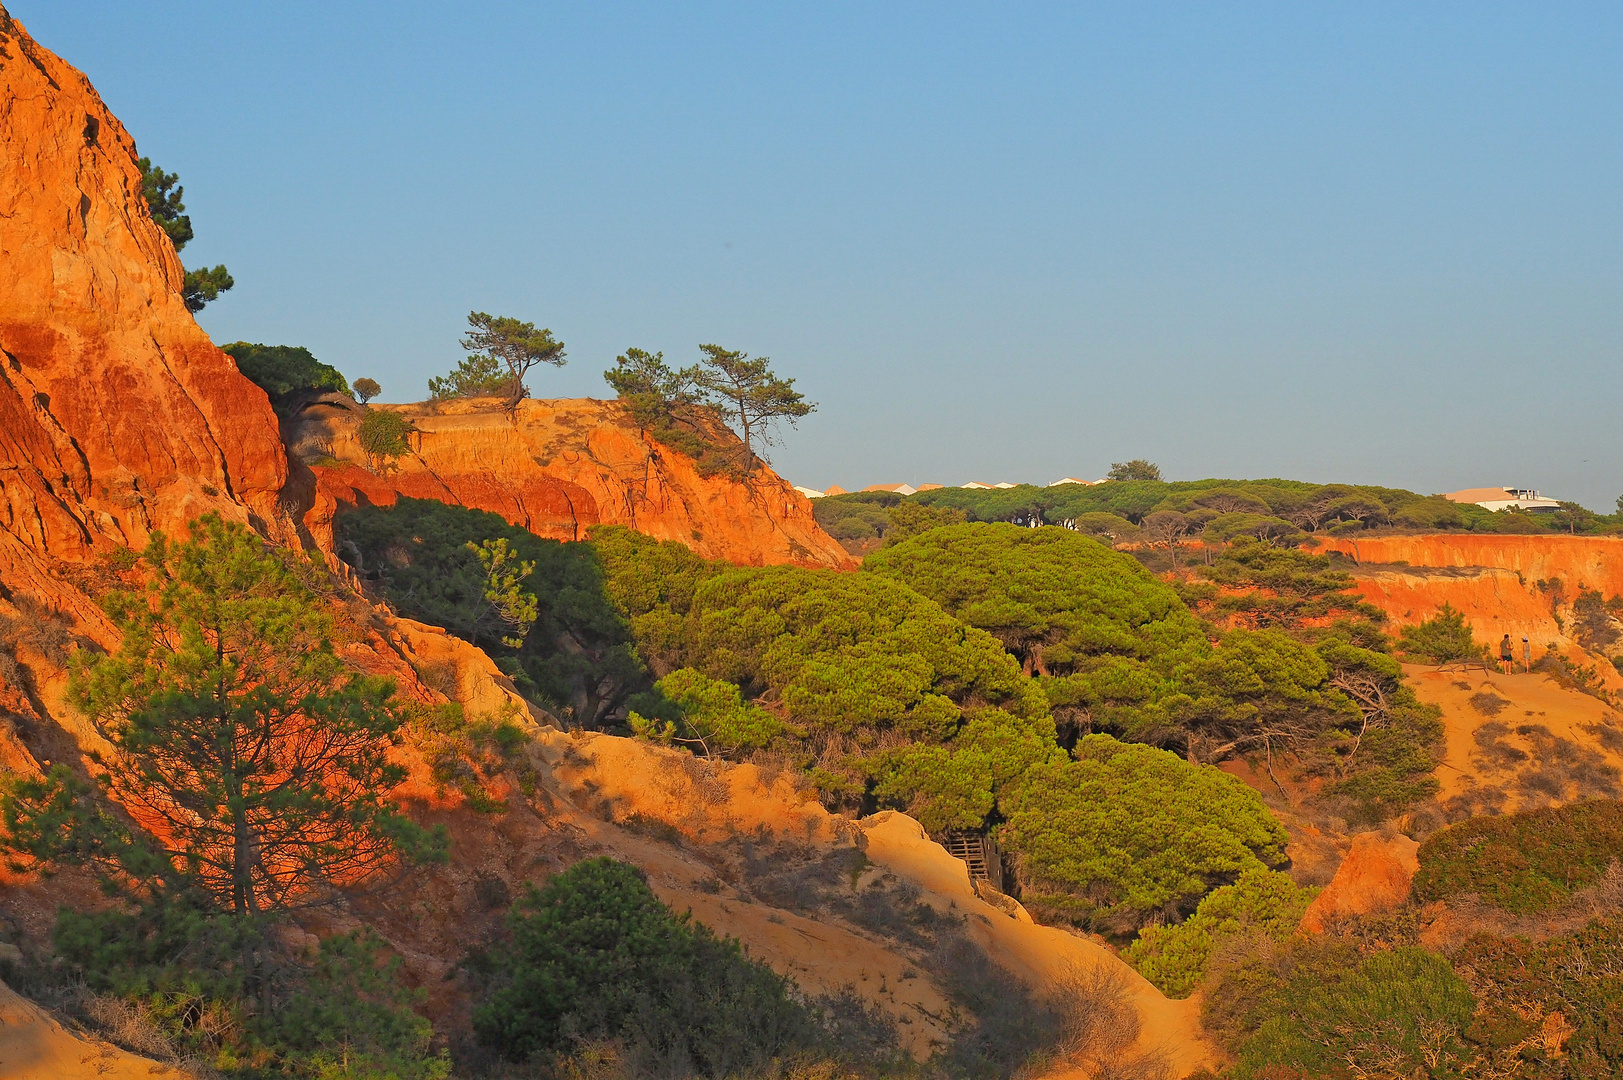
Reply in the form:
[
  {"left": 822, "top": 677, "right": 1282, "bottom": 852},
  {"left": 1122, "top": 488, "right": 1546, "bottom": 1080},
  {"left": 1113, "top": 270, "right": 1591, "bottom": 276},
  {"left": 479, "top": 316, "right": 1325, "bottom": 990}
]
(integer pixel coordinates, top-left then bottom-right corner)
[{"left": 3, "top": 515, "right": 443, "bottom": 915}]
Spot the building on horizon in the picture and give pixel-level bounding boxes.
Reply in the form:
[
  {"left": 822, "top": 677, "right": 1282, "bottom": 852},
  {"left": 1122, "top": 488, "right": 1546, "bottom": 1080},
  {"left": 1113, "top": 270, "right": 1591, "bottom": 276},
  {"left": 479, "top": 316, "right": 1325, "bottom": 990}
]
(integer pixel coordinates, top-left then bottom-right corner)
[{"left": 1444, "top": 487, "right": 1562, "bottom": 513}]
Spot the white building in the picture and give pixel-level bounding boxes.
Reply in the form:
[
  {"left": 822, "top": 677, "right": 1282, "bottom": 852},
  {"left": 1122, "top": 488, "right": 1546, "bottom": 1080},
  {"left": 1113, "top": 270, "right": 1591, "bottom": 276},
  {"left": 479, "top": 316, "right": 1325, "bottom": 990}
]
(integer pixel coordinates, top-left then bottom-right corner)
[{"left": 1444, "top": 487, "right": 1562, "bottom": 513}]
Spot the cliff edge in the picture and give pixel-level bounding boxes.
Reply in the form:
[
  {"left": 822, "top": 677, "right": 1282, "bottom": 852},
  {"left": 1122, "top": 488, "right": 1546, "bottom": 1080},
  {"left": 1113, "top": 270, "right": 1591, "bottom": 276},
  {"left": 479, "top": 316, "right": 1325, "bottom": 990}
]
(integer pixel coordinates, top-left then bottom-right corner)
[{"left": 289, "top": 395, "right": 854, "bottom": 569}]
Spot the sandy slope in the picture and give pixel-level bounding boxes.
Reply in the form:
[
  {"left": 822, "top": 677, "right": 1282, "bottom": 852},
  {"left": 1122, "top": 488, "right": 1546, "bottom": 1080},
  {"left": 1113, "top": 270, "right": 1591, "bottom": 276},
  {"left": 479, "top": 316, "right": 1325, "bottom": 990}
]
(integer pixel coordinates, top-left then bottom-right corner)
[
  {"left": 861, "top": 814, "right": 1217, "bottom": 1079},
  {"left": 1404, "top": 665, "right": 1623, "bottom": 813},
  {"left": 540, "top": 733, "right": 1217, "bottom": 1071},
  {"left": 0, "top": 980, "right": 187, "bottom": 1080}
]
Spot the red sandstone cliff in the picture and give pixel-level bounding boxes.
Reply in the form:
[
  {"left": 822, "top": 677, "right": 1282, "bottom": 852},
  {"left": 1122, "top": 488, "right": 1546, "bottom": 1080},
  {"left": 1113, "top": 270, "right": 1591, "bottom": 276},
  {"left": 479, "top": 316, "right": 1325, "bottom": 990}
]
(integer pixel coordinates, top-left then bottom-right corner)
[
  {"left": 288, "top": 395, "right": 854, "bottom": 569},
  {"left": 1320, "top": 534, "right": 1623, "bottom": 635},
  {"left": 1317, "top": 533, "right": 1623, "bottom": 686},
  {"left": 0, "top": 6, "right": 291, "bottom": 599}
]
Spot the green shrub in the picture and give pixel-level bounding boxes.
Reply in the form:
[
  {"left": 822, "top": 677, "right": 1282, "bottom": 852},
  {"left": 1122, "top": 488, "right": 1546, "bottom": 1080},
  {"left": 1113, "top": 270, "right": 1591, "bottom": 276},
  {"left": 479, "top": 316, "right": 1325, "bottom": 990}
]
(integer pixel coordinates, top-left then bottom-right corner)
[
  {"left": 1455, "top": 918, "right": 1623, "bottom": 1076},
  {"left": 1218, "top": 942, "right": 1476, "bottom": 1079},
  {"left": 50, "top": 895, "right": 446, "bottom": 1079},
  {"left": 1125, "top": 867, "right": 1315, "bottom": 997},
  {"left": 223, "top": 342, "right": 350, "bottom": 403},
  {"left": 337, "top": 501, "right": 647, "bottom": 727},
  {"left": 357, "top": 410, "right": 416, "bottom": 470},
  {"left": 1000, "top": 735, "right": 1289, "bottom": 931},
  {"left": 1411, "top": 799, "right": 1623, "bottom": 914},
  {"left": 474, "top": 857, "right": 821, "bottom": 1075},
  {"left": 1396, "top": 603, "right": 1485, "bottom": 664}
]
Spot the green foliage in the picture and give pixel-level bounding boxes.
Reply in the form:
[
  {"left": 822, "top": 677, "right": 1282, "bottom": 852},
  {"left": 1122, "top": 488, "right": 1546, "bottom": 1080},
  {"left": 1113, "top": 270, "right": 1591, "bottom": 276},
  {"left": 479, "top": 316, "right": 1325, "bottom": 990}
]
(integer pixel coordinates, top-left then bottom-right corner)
[
  {"left": 467, "top": 537, "right": 539, "bottom": 647},
  {"left": 224, "top": 342, "right": 351, "bottom": 402},
  {"left": 410, "top": 701, "right": 535, "bottom": 812},
  {"left": 1392, "top": 495, "right": 1467, "bottom": 529},
  {"left": 358, "top": 410, "right": 416, "bottom": 470},
  {"left": 474, "top": 857, "right": 820, "bottom": 1074},
  {"left": 1184, "top": 538, "right": 1387, "bottom": 630},
  {"left": 693, "top": 343, "right": 815, "bottom": 467},
  {"left": 1411, "top": 799, "right": 1623, "bottom": 914},
  {"left": 1571, "top": 587, "right": 1622, "bottom": 653},
  {"left": 1124, "top": 867, "right": 1314, "bottom": 997},
  {"left": 908, "top": 475, "right": 1574, "bottom": 535},
  {"left": 136, "top": 157, "right": 193, "bottom": 250},
  {"left": 136, "top": 157, "right": 234, "bottom": 312},
  {"left": 677, "top": 564, "right": 1045, "bottom": 732},
  {"left": 337, "top": 501, "right": 647, "bottom": 727},
  {"left": 431, "top": 311, "right": 566, "bottom": 404},
  {"left": 813, "top": 492, "right": 966, "bottom": 546},
  {"left": 426, "top": 351, "right": 507, "bottom": 400},
  {"left": 1455, "top": 918, "right": 1623, "bottom": 1077},
  {"left": 273, "top": 935, "right": 451, "bottom": 1080},
  {"left": 871, "top": 709, "right": 1063, "bottom": 832},
  {"left": 1000, "top": 735, "right": 1289, "bottom": 931},
  {"left": 182, "top": 264, "right": 234, "bottom": 313},
  {"left": 635, "top": 667, "right": 794, "bottom": 757},
  {"left": 1397, "top": 602, "right": 1485, "bottom": 664},
  {"left": 1108, "top": 459, "right": 1162, "bottom": 482},
  {"left": 3, "top": 515, "right": 442, "bottom": 917},
  {"left": 1215, "top": 940, "right": 1476, "bottom": 1079},
  {"left": 53, "top": 898, "right": 448, "bottom": 1079},
  {"left": 865, "top": 523, "right": 1206, "bottom": 677},
  {"left": 603, "top": 347, "right": 706, "bottom": 426},
  {"left": 351, "top": 377, "right": 381, "bottom": 404}
]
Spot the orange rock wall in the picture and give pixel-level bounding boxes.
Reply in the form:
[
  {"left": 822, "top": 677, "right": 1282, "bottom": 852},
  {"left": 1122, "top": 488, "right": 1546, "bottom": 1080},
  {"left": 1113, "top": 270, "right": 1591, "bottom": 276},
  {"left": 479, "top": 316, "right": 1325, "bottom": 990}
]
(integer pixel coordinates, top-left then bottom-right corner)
[
  {"left": 0, "top": 7, "right": 290, "bottom": 586},
  {"left": 1318, "top": 534, "right": 1623, "bottom": 658},
  {"left": 295, "top": 397, "right": 854, "bottom": 569}
]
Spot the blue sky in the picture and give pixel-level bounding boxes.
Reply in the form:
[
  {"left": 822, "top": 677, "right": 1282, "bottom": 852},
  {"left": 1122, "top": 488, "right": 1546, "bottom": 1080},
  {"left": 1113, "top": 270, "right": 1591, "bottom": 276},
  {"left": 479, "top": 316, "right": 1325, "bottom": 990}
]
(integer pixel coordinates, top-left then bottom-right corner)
[{"left": 21, "top": 2, "right": 1623, "bottom": 507}]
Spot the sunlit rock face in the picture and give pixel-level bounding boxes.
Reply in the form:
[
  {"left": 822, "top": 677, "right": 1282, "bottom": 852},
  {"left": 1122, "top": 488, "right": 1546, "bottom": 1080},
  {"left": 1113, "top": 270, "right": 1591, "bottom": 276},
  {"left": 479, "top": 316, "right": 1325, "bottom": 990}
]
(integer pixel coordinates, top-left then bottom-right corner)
[{"left": 0, "top": 4, "right": 289, "bottom": 584}]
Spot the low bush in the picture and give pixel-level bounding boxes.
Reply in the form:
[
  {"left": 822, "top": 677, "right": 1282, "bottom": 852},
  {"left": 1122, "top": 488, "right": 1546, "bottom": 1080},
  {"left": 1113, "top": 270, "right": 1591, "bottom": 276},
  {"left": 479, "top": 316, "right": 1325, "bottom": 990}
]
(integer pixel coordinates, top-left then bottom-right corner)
[
  {"left": 1411, "top": 799, "right": 1623, "bottom": 914},
  {"left": 1124, "top": 867, "right": 1315, "bottom": 997},
  {"left": 1396, "top": 603, "right": 1484, "bottom": 664},
  {"left": 338, "top": 501, "right": 648, "bottom": 727},
  {"left": 47, "top": 892, "right": 447, "bottom": 1079},
  {"left": 358, "top": 409, "right": 416, "bottom": 470},
  {"left": 1208, "top": 938, "right": 1476, "bottom": 1079},
  {"left": 474, "top": 858, "right": 836, "bottom": 1076},
  {"left": 1454, "top": 917, "right": 1623, "bottom": 1076}
]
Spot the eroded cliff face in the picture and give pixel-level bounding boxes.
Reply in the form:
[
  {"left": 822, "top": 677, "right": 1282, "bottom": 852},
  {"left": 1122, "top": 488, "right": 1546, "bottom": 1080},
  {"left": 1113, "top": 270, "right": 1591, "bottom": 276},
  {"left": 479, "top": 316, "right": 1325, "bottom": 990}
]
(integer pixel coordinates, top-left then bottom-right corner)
[
  {"left": 0, "top": 7, "right": 289, "bottom": 587},
  {"left": 1316, "top": 534, "right": 1623, "bottom": 681},
  {"left": 1306, "top": 533, "right": 1623, "bottom": 698},
  {"left": 288, "top": 395, "right": 854, "bottom": 569}
]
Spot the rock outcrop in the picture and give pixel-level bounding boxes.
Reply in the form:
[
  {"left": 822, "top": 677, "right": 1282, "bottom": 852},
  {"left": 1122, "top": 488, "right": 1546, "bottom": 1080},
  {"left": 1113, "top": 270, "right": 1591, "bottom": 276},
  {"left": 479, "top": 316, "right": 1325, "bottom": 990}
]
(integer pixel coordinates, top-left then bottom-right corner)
[
  {"left": 288, "top": 395, "right": 854, "bottom": 568},
  {"left": 0, "top": 5, "right": 290, "bottom": 593},
  {"left": 1299, "top": 831, "right": 1420, "bottom": 934}
]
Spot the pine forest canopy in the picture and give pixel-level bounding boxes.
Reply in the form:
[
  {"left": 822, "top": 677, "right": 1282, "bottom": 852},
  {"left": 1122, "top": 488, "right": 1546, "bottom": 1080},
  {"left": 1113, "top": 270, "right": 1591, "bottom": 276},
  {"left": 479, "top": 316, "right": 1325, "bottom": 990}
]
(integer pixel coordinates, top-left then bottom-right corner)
[
  {"left": 892, "top": 476, "right": 1623, "bottom": 536},
  {"left": 336, "top": 503, "right": 1447, "bottom": 942}
]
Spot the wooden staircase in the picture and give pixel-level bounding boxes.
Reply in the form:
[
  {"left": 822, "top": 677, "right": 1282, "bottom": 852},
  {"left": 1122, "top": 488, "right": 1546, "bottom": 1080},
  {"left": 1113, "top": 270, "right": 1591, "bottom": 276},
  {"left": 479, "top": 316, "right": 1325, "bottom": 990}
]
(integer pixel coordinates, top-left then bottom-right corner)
[{"left": 943, "top": 831, "right": 993, "bottom": 885}]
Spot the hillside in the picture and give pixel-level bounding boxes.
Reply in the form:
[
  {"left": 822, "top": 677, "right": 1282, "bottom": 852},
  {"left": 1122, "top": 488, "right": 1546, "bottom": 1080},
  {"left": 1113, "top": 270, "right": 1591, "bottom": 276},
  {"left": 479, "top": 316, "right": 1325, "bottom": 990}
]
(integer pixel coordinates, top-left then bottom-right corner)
[
  {"left": 1, "top": 10, "right": 1190, "bottom": 1078},
  {"left": 286, "top": 394, "right": 852, "bottom": 569}
]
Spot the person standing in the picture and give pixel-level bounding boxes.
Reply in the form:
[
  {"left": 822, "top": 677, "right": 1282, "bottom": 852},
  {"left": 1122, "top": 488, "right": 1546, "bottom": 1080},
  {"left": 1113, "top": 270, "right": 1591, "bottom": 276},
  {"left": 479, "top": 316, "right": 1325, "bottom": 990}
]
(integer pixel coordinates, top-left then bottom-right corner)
[{"left": 1500, "top": 633, "right": 1515, "bottom": 675}]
